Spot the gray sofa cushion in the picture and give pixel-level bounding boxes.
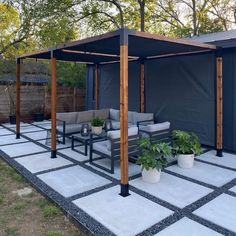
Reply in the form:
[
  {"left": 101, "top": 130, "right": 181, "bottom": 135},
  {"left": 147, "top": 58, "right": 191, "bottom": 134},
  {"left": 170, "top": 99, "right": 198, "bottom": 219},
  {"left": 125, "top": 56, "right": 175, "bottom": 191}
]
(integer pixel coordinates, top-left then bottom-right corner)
[
  {"left": 56, "top": 112, "right": 78, "bottom": 124},
  {"left": 111, "top": 121, "right": 136, "bottom": 130},
  {"left": 139, "top": 121, "right": 170, "bottom": 132},
  {"left": 109, "top": 109, "right": 120, "bottom": 121},
  {"left": 94, "top": 109, "right": 109, "bottom": 120},
  {"left": 77, "top": 110, "right": 94, "bottom": 123},
  {"left": 133, "top": 112, "right": 154, "bottom": 125},
  {"left": 57, "top": 123, "right": 82, "bottom": 134},
  {"left": 128, "top": 111, "right": 137, "bottom": 124},
  {"left": 93, "top": 140, "right": 111, "bottom": 156},
  {"left": 107, "top": 127, "right": 138, "bottom": 150}
]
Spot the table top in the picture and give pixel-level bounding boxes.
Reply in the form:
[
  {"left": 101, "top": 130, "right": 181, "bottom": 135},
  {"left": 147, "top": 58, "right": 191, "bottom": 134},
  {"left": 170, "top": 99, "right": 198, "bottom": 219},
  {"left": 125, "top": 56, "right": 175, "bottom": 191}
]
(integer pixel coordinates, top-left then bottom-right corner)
[{"left": 72, "top": 131, "right": 107, "bottom": 141}]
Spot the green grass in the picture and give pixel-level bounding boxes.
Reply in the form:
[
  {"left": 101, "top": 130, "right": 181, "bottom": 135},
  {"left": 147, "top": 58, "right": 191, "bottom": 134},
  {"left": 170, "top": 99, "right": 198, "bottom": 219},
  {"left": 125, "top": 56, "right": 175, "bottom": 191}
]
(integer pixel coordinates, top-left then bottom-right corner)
[
  {"left": 45, "top": 231, "right": 64, "bottom": 236},
  {"left": 4, "top": 227, "right": 19, "bottom": 236},
  {"left": 43, "top": 206, "right": 60, "bottom": 218},
  {"left": 0, "top": 195, "right": 4, "bottom": 205},
  {"left": 37, "top": 198, "right": 50, "bottom": 208},
  {"left": 13, "top": 202, "right": 27, "bottom": 210}
]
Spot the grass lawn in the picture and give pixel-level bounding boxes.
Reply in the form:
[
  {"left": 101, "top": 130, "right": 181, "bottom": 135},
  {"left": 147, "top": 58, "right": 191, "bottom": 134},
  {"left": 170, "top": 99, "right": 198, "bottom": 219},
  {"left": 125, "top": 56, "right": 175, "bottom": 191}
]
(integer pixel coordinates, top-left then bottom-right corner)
[{"left": 0, "top": 158, "right": 86, "bottom": 236}]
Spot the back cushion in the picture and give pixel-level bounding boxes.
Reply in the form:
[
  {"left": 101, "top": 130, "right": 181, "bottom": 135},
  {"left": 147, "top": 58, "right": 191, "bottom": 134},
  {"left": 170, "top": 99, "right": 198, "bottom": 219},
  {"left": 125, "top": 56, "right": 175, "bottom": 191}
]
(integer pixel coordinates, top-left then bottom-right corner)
[
  {"left": 77, "top": 110, "right": 94, "bottom": 123},
  {"left": 133, "top": 112, "right": 154, "bottom": 124},
  {"left": 145, "top": 121, "right": 170, "bottom": 132},
  {"left": 128, "top": 111, "right": 138, "bottom": 124},
  {"left": 56, "top": 112, "right": 78, "bottom": 124},
  {"left": 94, "top": 109, "right": 110, "bottom": 120},
  {"left": 107, "top": 127, "right": 138, "bottom": 150},
  {"left": 109, "top": 109, "right": 120, "bottom": 121}
]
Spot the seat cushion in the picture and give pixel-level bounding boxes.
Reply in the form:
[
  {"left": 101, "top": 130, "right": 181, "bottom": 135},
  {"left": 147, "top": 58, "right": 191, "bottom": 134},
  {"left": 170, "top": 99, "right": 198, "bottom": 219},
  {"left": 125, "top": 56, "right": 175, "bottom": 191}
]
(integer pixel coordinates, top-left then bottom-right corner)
[
  {"left": 57, "top": 123, "right": 82, "bottom": 134},
  {"left": 56, "top": 112, "right": 78, "bottom": 124},
  {"left": 133, "top": 112, "right": 154, "bottom": 125},
  {"left": 109, "top": 109, "right": 120, "bottom": 121},
  {"left": 94, "top": 109, "right": 110, "bottom": 120},
  {"left": 139, "top": 121, "right": 170, "bottom": 132},
  {"left": 77, "top": 110, "right": 94, "bottom": 123},
  {"left": 111, "top": 121, "right": 136, "bottom": 130},
  {"left": 93, "top": 140, "right": 111, "bottom": 156}
]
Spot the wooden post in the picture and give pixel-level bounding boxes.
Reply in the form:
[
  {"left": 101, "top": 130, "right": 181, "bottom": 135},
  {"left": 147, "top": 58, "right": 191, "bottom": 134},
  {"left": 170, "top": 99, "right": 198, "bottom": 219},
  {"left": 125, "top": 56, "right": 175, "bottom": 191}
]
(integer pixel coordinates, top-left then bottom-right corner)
[
  {"left": 16, "top": 58, "right": 21, "bottom": 139},
  {"left": 140, "top": 61, "right": 145, "bottom": 113},
  {"left": 120, "top": 43, "right": 129, "bottom": 197},
  {"left": 51, "top": 56, "right": 57, "bottom": 158},
  {"left": 216, "top": 57, "right": 223, "bottom": 157},
  {"left": 95, "top": 64, "right": 100, "bottom": 110},
  {"left": 73, "top": 87, "right": 76, "bottom": 111}
]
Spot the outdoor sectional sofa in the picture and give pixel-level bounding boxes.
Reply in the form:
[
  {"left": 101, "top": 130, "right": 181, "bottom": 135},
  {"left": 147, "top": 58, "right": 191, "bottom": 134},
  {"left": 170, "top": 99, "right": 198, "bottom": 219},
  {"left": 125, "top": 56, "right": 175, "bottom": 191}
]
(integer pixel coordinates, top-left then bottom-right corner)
[{"left": 56, "top": 108, "right": 154, "bottom": 144}]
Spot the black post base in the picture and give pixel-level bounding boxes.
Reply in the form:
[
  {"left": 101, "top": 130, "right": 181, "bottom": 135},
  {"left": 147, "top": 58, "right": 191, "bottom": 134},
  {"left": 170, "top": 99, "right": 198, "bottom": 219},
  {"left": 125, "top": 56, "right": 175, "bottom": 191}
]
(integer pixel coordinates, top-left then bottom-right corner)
[
  {"left": 51, "top": 150, "right": 57, "bottom": 158},
  {"left": 119, "top": 184, "right": 130, "bottom": 197},
  {"left": 216, "top": 149, "right": 223, "bottom": 157},
  {"left": 16, "top": 133, "right": 20, "bottom": 139}
]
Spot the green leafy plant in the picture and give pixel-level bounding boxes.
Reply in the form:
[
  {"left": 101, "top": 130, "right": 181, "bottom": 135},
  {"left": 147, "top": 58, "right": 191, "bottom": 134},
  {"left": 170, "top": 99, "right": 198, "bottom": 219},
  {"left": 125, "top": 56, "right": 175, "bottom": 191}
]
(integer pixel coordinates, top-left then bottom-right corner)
[
  {"left": 172, "top": 130, "right": 202, "bottom": 156},
  {"left": 137, "top": 138, "right": 172, "bottom": 171},
  {"left": 91, "top": 117, "right": 104, "bottom": 127}
]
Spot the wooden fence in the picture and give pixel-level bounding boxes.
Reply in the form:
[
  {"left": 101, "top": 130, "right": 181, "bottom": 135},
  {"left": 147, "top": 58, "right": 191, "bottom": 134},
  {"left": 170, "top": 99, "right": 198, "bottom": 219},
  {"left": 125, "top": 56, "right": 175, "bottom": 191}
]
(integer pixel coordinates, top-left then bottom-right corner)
[{"left": 0, "top": 85, "right": 86, "bottom": 123}]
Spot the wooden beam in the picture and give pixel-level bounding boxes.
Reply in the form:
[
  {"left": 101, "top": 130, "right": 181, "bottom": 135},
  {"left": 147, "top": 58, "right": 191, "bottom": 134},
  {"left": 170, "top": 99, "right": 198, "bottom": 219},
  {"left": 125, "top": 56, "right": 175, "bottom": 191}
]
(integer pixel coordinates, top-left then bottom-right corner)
[
  {"left": 95, "top": 64, "right": 100, "bottom": 110},
  {"left": 51, "top": 57, "right": 57, "bottom": 158},
  {"left": 120, "top": 44, "right": 129, "bottom": 197},
  {"left": 216, "top": 57, "right": 223, "bottom": 157},
  {"left": 140, "top": 62, "right": 145, "bottom": 113},
  {"left": 16, "top": 59, "right": 21, "bottom": 139}
]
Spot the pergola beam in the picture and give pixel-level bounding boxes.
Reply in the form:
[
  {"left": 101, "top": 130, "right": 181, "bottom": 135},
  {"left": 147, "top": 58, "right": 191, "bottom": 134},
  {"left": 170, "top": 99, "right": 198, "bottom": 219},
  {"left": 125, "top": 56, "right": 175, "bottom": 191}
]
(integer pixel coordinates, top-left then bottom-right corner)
[
  {"left": 51, "top": 54, "right": 57, "bottom": 158},
  {"left": 120, "top": 33, "right": 129, "bottom": 197},
  {"left": 16, "top": 58, "right": 21, "bottom": 139},
  {"left": 216, "top": 57, "right": 223, "bottom": 157}
]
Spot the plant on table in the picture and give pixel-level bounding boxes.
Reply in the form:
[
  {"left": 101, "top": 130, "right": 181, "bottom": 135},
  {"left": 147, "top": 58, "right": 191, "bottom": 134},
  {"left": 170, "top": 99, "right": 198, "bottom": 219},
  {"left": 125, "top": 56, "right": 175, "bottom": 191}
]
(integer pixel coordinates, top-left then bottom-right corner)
[
  {"left": 91, "top": 117, "right": 104, "bottom": 135},
  {"left": 137, "top": 138, "right": 172, "bottom": 183},
  {"left": 172, "top": 130, "right": 202, "bottom": 168}
]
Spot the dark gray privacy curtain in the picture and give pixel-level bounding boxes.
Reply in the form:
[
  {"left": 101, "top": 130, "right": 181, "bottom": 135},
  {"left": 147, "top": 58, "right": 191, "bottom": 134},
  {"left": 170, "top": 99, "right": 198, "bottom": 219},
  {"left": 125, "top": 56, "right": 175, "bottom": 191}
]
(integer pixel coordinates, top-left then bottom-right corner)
[
  {"left": 145, "top": 53, "right": 216, "bottom": 146},
  {"left": 222, "top": 48, "right": 236, "bottom": 152}
]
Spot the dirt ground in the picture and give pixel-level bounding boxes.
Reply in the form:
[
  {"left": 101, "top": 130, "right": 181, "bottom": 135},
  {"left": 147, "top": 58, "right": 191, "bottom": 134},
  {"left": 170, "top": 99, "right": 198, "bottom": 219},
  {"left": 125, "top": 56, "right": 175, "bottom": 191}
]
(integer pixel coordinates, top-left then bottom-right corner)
[{"left": 0, "top": 159, "right": 87, "bottom": 236}]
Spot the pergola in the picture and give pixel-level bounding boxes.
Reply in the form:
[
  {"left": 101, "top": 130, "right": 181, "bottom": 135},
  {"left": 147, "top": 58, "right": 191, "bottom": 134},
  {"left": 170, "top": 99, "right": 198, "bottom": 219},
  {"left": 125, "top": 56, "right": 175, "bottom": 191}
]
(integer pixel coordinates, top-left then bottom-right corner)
[{"left": 16, "top": 28, "right": 221, "bottom": 196}]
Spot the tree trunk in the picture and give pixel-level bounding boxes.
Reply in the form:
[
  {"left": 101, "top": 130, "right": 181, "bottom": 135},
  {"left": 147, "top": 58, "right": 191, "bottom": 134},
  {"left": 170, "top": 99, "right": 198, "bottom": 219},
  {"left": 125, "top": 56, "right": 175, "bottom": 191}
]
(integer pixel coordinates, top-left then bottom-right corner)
[
  {"left": 192, "top": 0, "right": 197, "bottom": 35},
  {"left": 139, "top": 0, "right": 145, "bottom": 31}
]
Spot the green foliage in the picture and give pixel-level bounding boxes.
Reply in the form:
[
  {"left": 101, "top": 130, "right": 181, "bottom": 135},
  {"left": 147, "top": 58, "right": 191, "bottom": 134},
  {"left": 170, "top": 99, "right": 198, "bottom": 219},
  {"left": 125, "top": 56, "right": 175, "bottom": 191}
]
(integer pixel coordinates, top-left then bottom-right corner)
[
  {"left": 45, "top": 232, "right": 64, "bottom": 236},
  {"left": 91, "top": 117, "right": 104, "bottom": 127},
  {"left": 172, "top": 130, "right": 203, "bottom": 156},
  {"left": 42, "top": 206, "right": 60, "bottom": 218},
  {"left": 0, "top": 195, "right": 4, "bottom": 205},
  {"left": 57, "top": 62, "right": 86, "bottom": 88},
  {"left": 137, "top": 138, "right": 172, "bottom": 171}
]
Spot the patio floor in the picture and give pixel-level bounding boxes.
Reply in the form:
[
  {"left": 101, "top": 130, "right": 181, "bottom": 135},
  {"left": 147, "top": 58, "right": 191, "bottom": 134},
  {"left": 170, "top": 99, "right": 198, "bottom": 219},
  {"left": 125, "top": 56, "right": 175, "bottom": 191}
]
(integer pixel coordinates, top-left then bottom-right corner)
[{"left": 0, "top": 121, "right": 236, "bottom": 236}]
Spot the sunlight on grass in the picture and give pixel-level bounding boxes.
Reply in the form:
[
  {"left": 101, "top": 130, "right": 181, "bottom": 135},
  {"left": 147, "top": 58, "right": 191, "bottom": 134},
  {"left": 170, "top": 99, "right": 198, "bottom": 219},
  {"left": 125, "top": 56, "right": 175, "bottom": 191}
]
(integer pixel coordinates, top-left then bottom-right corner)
[{"left": 43, "top": 206, "right": 60, "bottom": 218}]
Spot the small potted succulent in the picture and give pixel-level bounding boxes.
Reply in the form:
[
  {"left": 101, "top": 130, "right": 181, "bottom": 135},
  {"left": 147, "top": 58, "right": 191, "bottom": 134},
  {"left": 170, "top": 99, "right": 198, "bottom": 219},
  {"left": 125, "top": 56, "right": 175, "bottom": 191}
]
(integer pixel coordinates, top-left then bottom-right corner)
[
  {"left": 91, "top": 117, "right": 104, "bottom": 135},
  {"left": 137, "top": 138, "right": 172, "bottom": 183},
  {"left": 172, "top": 130, "right": 202, "bottom": 169}
]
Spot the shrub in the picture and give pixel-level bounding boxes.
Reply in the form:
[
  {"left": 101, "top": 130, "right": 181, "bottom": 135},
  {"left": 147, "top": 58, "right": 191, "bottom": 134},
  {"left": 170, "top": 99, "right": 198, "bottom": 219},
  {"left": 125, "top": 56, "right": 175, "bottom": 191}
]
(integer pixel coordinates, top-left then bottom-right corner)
[{"left": 91, "top": 117, "right": 104, "bottom": 127}]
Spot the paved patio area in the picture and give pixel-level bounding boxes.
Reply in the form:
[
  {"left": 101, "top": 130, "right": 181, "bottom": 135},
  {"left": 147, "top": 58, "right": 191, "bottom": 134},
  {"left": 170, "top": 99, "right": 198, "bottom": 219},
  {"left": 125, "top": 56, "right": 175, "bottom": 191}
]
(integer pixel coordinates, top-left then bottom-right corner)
[{"left": 0, "top": 121, "right": 236, "bottom": 236}]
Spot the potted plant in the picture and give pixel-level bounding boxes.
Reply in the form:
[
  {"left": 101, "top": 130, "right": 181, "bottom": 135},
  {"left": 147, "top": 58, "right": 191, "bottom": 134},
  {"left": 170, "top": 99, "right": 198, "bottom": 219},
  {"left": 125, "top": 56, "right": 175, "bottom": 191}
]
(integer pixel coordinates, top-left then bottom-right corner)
[
  {"left": 91, "top": 117, "right": 104, "bottom": 135},
  {"left": 137, "top": 138, "right": 172, "bottom": 183},
  {"left": 5, "top": 83, "right": 16, "bottom": 124},
  {"left": 172, "top": 130, "right": 203, "bottom": 169},
  {"left": 33, "top": 103, "right": 45, "bottom": 122}
]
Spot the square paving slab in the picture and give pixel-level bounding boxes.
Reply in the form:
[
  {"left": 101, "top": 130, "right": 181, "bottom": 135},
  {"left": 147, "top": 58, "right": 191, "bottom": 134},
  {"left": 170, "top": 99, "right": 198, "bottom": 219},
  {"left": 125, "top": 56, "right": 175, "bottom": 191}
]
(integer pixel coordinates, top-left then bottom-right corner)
[
  {"left": 229, "top": 186, "right": 236, "bottom": 193},
  {"left": 73, "top": 186, "right": 173, "bottom": 236},
  {"left": 58, "top": 148, "right": 89, "bottom": 162},
  {"left": 194, "top": 194, "right": 236, "bottom": 233},
  {"left": 196, "top": 150, "right": 236, "bottom": 169},
  {"left": 16, "top": 152, "right": 72, "bottom": 173},
  {"left": 0, "top": 142, "right": 46, "bottom": 158},
  {"left": 155, "top": 217, "right": 222, "bottom": 236},
  {"left": 86, "top": 158, "right": 141, "bottom": 179},
  {"left": 23, "top": 131, "right": 47, "bottom": 140},
  {"left": 20, "top": 125, "right": 44, "bottom": 133},
  {"left": 0, "top": 129, "right": 14, "bottom": 136},
  {"left": 38, "top": 165, "right": 111, "bottom": 197},
  {"left": 130, "top": 172, "right": 212, "bottom": 208},
  {"left": 0, "top": 135, "right": 28, "bottom": 146},
  {"left": 166, "top": 162, "right": 236, "bottom": 187}
]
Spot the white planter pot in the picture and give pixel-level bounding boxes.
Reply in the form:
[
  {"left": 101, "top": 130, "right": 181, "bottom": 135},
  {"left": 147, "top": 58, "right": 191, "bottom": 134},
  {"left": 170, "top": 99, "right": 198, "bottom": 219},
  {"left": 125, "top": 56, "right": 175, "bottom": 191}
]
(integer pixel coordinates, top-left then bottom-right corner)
[
  {"left": 91, "top": 126, "right": 103, "bottom": 135},
  {"left": 141, "top": 168, "right": 161, "bottom": 183},
  {"left": 177, "top": 154, "right": 194, "bottom": 168}
]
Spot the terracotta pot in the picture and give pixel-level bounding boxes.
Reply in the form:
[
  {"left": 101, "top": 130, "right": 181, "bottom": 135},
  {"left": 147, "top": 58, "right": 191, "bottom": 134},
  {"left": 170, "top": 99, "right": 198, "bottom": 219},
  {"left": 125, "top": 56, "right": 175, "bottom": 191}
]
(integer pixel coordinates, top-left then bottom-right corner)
[{"left": 177, "top": 154, "right": 194, "bottom": 168}]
